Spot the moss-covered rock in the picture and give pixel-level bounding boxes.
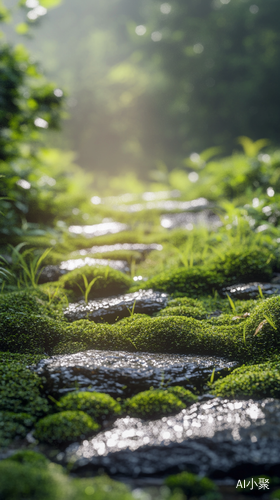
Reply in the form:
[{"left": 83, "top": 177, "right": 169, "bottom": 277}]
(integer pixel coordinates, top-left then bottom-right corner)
[
  {"left": 167, "top": 386, "right": 198, "bottom": 405},
  {"left": 0, "top": 412, "right": 36, "bottom": 447},
  {"left": 58, "top": 391, "right": 121, "bottom": 422},
  {"left": 0, "top": 360, "right": 50, "bottom": 416},
  {"left": 211, "top": 361, "right": 280, "bottom": 398},
  {"left": 157, "top": 304, "right": 208, "bottom": 320},
  {"left": 6, "top": 450, "right": 50, "bottom": 467},
  {"left": 0, "top": 290, "right": 66, "bottom": 354},
  {"left": 58, "top": 265, "right": 132, "bottom": 298},
  {"left": 52, "top": 341, "right": 88, "bottom": 355},
  {"left": 34, "top": 410, "right": 100, "bottom": 444},
  {"left": 70, "top": 475, "right": 135, "bottom": 500},
  {"left": 124, "top": 389, "right": 185, "bottom": 419},
  {"left": 165, "top": 471, "right": 219, "bottom": 499},
  {"left": 0, "top": 460, "right": 69, "bottom": 500},
  {"left": 55, "top": 306, "right": 280, "bottom": 362},
  {"left": 143, "top": 248, "right": 274, "bottom": 296}
]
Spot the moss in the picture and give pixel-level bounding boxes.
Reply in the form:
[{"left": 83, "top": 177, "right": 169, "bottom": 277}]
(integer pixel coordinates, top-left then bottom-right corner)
[
  {"left": 52, "top": 341, "right": 88, "bottom": 355},
  {"left": 211, "top": 361, "right": 280, "bottom": 398},
  {"left": 71, "top": 475, "right": 135, "bottom": 500},
  {"left": 6, "top": 450, "right": 50, "bottom": 467},
  {"left": 143, "top": 248, "right": 273, "bottom": 296},
  {"left": 165, "top": 471, "right": 219, "bottom": 499},
  {"left": 167, "top": 386, "right": 198, "bottom": 405},
  {"left": 34, "top": 410, "right": 100, "bottom": 444},
  {"left": 58, "top": 391, "right": 121, "bottom": 422},
  {"left": 0, "top": 361, "right": 50, "bottom": 416},
  {"left": 56, "top": 305, "right": 280, "bottom": 362},
  {"left": 124, "top": 389, "right": 185, "bottom": 419},
  {"left": 0, "top": 461, "right": 69, "bottom": 500},
  {"left": 58, "top": 265, "right": 132, "bottom": 298},
  {"left": 0, "top": 412, "right": 36, "bottom": 447},
  {"left": 0, "top": 289, "right": 64, "bottom": 321},
  {"left": 157, "top": 304, "right": 208, "bottom": 320},
  {"left": 0, "top": 290, "right": 66, "bottom": 354}
]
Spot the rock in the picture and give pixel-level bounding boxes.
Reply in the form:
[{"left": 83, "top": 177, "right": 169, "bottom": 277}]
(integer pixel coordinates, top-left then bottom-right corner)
[
  {"left": 65, "top": 398, "right": 280, "bottom": 478},
  {"left": 38, "top": 259, "right": 129, "bottom": 284},
  {"left": 38, "top": 265, "right": 67, "bottom": 284},
  {"left": 59, "top": 258, "right": 129, "bottom": 274},
  {"left": 222, "top": 282, "right": 280, "bottom": 300},
  {"left": 161, "top": 210, "right": 221, "bottom": 230},
  {"left": 64, "top": 290, "right": 169, "bottom": 323},
  {"left": 78, "top": 243, "right": 163, "bottom": 257},
  {"left": 68, "top": 222, "right": 128, "bottom": 237},
  {"left": 34, "top": 351, "right": 237, "bottom": 398}
]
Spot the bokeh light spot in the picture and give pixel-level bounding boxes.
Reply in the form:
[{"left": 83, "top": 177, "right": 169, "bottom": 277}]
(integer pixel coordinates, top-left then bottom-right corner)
[
  {"left": 160, "top": 3, "right": 171, "bottom": 14},
  {"left": 151, "top": 32, "right": 162, "bottom": 42},
  {"left": 135, "top": 25, "right": 146, "bottom": 36}
]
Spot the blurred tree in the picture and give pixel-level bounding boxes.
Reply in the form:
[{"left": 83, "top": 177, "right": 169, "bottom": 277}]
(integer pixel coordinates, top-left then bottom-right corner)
[
  {"left": 3, "top": 0, "right": 280, "bottom": 177},
  {"left": 0, "top": 0, "right": 68, "bottom": 243}
]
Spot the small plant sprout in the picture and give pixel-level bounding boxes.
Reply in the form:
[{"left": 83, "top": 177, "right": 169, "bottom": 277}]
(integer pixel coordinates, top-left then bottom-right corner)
[
  {"left": 127, "top": 298, "right": 137, "bottom": 316},
  {"left": 263, "top": 314, "right": 277, "bottom": 331},
  {"left": 210, "top": 366, "right": 216, "bottom": 384},
  {"left": 75, "top": 274, "right": 101, "bottom": 304},
  {"left": 8, "top": 244, "right": 52, "bottom": 288},
  {"left": 226, "top": 293, "right": 236, "bottom": 314},
  {"left": 258, "top": 285, "right": 264, "bottom": 299},
  {"left": 243, "top": 323, "right": 246, "bottom": 345}
]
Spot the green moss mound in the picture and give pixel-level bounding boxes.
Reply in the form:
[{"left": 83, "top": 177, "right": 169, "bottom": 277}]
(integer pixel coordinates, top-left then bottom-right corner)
[
  {"left": 124, "top": 389, "right": 185, "bottom": 419},
  {"left": 34, "top": 410, "right": 100, "bottom": 444},
  {"left": 56, "top": 305, "right": 280, "bottom": 362},
  {"left": 0, "top": 461, "right": 68, "bottom": 500},
  {"left": 211, "top": 361, "right": 280, "bottom": 398},
  {"left": 59, "top": 265, "right": 132, "bottom": 298},
  {"left": 58, "top": 391, "right": 121, "bottom": 422},
  {"left": 157, "top": 304, "right": 208, "bottom": 320},
  {"left": 167, "top": 386, "right": 198, "bottom": 405},
  {"left": 52, "top": 341, "right": 88, "bottom": 355},
  {"left": 71, "top": 475, "right": 135, "bottom": 500},
  {"left": 0, "top": 361, "right": 49, "bottom": 416},
  {"left": 6, "top": 450, "right": 50, "bottom": 467},
  {"left": 0, "top": 412, "right": 36, "bottom": 447},
  {"left": 0, "top": 290, "right": 66, "bottom": 354},
  {"left": 165, "top": 471, "right": 219, "bottom": 499},
  {"left": 143, "top": 248, "right": 273, "bottom": 296}
]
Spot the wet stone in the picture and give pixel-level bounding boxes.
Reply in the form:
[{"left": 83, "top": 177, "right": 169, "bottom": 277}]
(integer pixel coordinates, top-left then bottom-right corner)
[
  {"left": 34, "top": 351, "right": 237, "bottom": 398},
  {"left": 66, "top": 398, "right": 280, "bottom": 478},
  {"left": 161, "top": 209, "right": 221, "bottom": 230},
  {"left": 38, "top": 259, "right": 129, "bottom": 284},
  {"left": 68, "top": 221, "right": 128, "bottom": 237},
  {"left": 78, "top": 243, "right": 163, "bottom": 257},
  {"left": 64, "top": 290, "right": 168, "bottom": 323},
  {"left": 222, "top": 282, "right": 280, "bottom": 300}
]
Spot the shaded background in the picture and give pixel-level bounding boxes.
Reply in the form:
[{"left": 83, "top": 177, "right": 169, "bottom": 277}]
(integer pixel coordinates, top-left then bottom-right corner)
[{"left": 4, "top": 0, "right": 280, "bottom": 178}]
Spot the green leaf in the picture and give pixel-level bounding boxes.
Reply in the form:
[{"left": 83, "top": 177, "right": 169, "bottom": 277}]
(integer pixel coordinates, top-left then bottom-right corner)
[
  {"left": 40, "top": 0, "right": 63, "bottom": 8},
  {"left": 15, "top": 23, "right": 29, "bottom": 35}
]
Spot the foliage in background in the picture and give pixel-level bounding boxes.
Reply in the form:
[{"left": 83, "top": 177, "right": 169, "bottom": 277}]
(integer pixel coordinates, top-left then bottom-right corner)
[{"left": 4, "top": 0, "right": 280, "bottom": 177}]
